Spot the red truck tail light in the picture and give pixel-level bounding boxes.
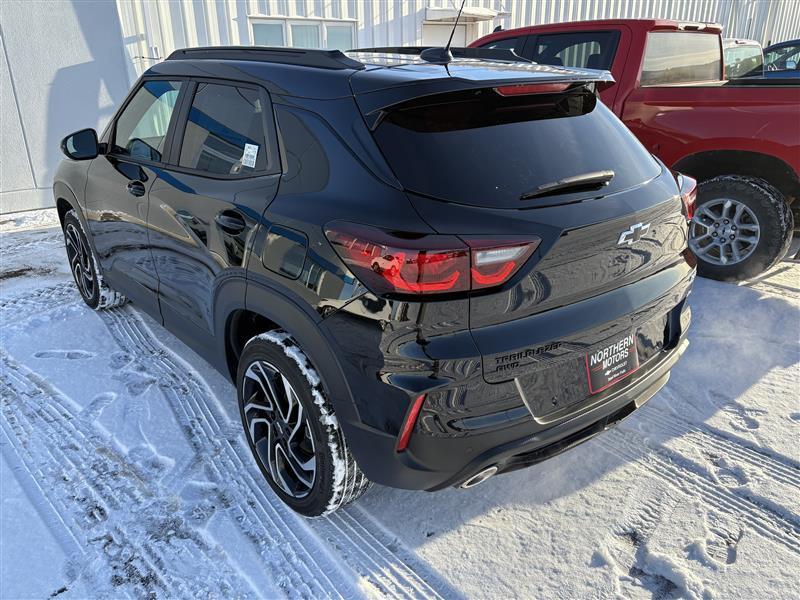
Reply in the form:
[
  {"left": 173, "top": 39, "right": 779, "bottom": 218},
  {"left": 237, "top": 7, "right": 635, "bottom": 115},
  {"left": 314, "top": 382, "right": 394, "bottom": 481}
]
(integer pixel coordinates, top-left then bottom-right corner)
[
  {"left": 325, "top": 223, "right": 540, "bottom": 296},
  {"left": 677, "top": 173, "right": 697, "bottom": 220}
]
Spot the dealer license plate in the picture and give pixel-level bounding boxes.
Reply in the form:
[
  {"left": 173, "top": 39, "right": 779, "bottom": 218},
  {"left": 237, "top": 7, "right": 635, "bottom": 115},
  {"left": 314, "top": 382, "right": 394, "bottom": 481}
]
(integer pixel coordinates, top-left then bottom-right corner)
[{"left": 585, "top": 332, "right": 640, "bottom": 394}]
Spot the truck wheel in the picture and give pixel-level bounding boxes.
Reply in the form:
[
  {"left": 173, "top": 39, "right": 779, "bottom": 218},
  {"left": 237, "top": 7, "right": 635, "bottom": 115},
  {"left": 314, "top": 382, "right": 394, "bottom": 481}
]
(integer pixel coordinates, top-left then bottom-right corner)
[
  {"left": 689, "top": 176, "right": 793, "bottom": 282},
  {"left": 63, "top": 210, "right": 128, "bottom": 310},
  {"left": 237, "top": 330, "right": 371, "bottom": 517}
]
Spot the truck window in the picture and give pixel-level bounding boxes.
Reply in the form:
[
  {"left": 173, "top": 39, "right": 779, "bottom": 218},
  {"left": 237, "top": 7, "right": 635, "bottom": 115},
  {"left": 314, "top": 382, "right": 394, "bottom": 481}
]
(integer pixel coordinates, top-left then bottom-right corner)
[
  {"left": 532, "top": 31, "right": 620, "bottom": 70},
  {"left": 641, "top": 32, "right": 722, "bottom": 85},
  {"left": 479, "top": 36, "right": 523, "bottom": 53}
]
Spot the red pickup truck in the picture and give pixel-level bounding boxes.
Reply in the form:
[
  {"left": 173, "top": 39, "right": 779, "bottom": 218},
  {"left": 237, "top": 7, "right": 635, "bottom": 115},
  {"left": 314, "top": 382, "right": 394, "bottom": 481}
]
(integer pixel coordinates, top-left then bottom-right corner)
[{"left": 472, "top": 19, "right": 800, "bottom": 281}]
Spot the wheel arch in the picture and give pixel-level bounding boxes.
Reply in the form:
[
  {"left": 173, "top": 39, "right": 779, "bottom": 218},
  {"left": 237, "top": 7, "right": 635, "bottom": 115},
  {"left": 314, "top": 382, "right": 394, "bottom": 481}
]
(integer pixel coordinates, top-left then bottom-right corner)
[
  {"left": 53, "top": 181, "right": 83, "bottom": 227},
  {"left": 673, "top": 150, "right": 799, "bottom": 204},
  {"left": 218, "top": 280, "right": 360, "bottom": 428}
]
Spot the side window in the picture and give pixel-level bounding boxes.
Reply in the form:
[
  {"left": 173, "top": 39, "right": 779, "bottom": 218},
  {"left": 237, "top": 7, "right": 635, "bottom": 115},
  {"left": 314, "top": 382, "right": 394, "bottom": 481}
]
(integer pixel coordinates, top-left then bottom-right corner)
[
  {"left": 533, "top": 31, "right": 619, "bottom": 70},
  {"left": 480, "top": 36, "right": 520, "bottom": 51},
  {"left": 113, "top": 80, "right": 182, "bottom": 161},
  {"left": 765, "top": 45, "right": 800, "bottom": 72},
  {"left": 641, "top": 32, "right": 721, "bottom": 85},
  {"left": 178, "top": 83, "right": 275, "bottom": 176}
]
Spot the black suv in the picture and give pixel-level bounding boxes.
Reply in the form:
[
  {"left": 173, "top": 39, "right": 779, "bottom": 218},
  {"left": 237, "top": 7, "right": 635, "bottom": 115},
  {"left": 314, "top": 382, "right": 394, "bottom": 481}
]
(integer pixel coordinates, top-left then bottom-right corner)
[{"left": 54, "top": 46, "right": 695, "bottom": 516}]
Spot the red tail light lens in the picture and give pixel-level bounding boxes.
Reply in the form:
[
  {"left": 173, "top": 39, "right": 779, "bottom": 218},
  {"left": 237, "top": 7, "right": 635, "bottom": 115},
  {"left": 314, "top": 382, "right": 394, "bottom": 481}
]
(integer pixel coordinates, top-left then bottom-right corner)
[
  {"left": 325, "top": 223, "right": 470, "bottom": 295},
  {"left": 466, "top": 239, "right": 540, "bottom": 290},
  {"left": 325, "top": 223, "right": 540, "bottom": 296},
  {"left": 677, "top": 173, "right": 697, "bottom": 220}
]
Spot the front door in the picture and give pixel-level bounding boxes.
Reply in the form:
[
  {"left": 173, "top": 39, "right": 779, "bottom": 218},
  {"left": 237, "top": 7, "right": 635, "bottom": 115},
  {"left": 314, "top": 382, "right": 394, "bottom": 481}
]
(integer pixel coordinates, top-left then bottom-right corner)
[
  {"left": 85, "top": 79, "right": 184, "bottom": 317},
  {"left": 146, "top": 80, "right": 280, "bottom": 353}
]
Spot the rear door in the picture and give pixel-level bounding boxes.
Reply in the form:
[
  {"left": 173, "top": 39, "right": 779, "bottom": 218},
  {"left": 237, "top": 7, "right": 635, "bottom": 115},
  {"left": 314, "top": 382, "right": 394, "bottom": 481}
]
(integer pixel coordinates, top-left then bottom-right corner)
[
  {"left": 85, "top": 78, "right": 185, "bottom": 318},
  {"left": 146, "top": 79, "right": 281, "bottom": 351}
]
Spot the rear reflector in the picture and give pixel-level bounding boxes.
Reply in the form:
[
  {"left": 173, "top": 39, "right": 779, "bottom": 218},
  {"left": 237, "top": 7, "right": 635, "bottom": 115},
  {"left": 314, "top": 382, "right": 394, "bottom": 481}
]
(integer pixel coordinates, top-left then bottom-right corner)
[
  {"left": 677, "top": 173, "right": 697, "bottom": 220},
  {"left": 396, "top": 394, "right": 426, "bottom": 452},
  {"left": 494, "top": 83, "right": 571, "bottom": 96},
  {"left": 325, "top": 222, "right": 540, "bottom": 296}
]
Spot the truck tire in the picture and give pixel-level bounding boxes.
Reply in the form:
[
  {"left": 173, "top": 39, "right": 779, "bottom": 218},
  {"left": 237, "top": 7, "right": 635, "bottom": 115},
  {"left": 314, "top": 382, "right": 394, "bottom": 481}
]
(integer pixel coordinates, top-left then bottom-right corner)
[
  {"left": 688, "top": 176, "right": 793, "bottom": 282},
  {"left": 237, "top": 330, "right": 371, "bottom": 517}
]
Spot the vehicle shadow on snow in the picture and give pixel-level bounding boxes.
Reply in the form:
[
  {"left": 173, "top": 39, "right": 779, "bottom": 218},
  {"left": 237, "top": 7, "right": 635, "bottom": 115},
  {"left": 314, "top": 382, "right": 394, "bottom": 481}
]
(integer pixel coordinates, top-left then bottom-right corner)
[{"left": 352, "top": 268, "right": 800, "bottom": 552}]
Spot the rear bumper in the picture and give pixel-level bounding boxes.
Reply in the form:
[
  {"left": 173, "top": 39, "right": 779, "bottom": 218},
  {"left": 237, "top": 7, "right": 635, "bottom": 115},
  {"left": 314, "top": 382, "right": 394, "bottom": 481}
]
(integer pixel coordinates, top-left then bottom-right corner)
[
  {"left": 323, "top": 262, "right": 694, "bottom": 491},
  {"left": 428, "top": 335, "right": 687, "bottom": 490}
]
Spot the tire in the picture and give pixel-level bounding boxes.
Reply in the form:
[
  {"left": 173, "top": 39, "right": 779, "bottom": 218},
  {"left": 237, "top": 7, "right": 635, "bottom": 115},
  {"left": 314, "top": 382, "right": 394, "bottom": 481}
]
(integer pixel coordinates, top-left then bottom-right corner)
[
  {"left": 689, "top": 176, "right": 793, "bottom": 282},
  {"left": 62, "top": 210, "right": 128, "bottom": 310},
  {"left": 237, "top": 331, "right": 371, "bottom": 517}
]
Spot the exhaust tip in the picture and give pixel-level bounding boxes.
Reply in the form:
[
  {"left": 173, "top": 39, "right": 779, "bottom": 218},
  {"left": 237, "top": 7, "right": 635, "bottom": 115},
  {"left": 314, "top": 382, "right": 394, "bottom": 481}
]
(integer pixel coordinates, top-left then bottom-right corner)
[{"left": 459, "top": 465, "right": 498, "bottom": 489}]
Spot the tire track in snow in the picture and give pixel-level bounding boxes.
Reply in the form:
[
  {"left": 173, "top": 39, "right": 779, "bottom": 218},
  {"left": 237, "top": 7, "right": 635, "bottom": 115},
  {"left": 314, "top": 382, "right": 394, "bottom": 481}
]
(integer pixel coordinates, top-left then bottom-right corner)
[
  {"left": 0, "top": 351, "right": 256, "bottom": 598},
  {"left": 100, "top": 307, "right": 362, "bottom": 599},
  {"left": 100, "top": 305, "right": 461, "bottom": 600},
  {"left": 643, "top": 403, "right": 800, "bottom": 489},
  {"left": 596, "top": 426, "right": 800, "bottom": 556}
]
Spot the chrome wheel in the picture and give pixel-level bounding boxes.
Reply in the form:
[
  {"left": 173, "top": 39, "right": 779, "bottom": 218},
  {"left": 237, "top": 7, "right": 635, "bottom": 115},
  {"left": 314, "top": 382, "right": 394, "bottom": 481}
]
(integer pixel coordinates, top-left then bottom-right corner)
[
  {"left": 689, "top": 198, "right": 760, "bottom": 266},
  {"left": 242, "top": 360, "right": 317, "bottom": 498},
  {"left": 64, "top": 222, "right": 96, "bottom": 299}
]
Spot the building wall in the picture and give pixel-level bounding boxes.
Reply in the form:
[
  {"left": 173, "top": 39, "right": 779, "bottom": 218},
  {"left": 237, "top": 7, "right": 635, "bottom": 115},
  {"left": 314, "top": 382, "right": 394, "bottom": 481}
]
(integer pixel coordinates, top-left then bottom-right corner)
[
  {"left": 118, "top": 0, "right": 800, "bottom": 80},
  {"left": 0, "top": 1, "right": 131, "bottom": 214},
  {"left": 1, "top": 0, "right": 798, "bottom": 214}
]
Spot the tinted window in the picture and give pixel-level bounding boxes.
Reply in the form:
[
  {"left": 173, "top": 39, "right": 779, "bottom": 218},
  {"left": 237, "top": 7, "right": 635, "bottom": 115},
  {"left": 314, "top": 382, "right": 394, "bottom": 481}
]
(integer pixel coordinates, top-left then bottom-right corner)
[
  {"left": 179, "top": 83, "right": 275, "bottom": 176},
  {"left": 533, "top": 31, "right": 619, "bottom": 69},
  {"left": 480, "top": 36, "right": 520, "bottom": 50},
  {"left": 113, "top": 80, "right": 182, "bottom": 161},
  {"left": 372, "top": 87, "right": 660, "bottom": 208},
  {"left": 642, "top": 32, "right": 721, "bottom": 85}
]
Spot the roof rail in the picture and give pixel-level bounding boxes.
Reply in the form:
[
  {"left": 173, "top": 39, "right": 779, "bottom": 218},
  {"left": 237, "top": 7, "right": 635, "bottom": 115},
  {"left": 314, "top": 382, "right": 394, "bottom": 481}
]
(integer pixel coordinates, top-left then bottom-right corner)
[
  {"left": 165, "top": 46, "right": 365, "bottom": 70},
  {"left": 351, "top": 46, "right": 531, "bottom": 63}
]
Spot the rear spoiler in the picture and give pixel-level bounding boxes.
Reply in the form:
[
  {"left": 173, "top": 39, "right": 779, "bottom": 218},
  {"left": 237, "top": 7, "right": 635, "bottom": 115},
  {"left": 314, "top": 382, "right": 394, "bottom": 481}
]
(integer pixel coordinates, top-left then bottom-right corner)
[
  {"left": 351, "top": 64, "right": 615, "bottom": 127},
  {"left": 351, "top": 46, "right": 532, "bottom": 63}
]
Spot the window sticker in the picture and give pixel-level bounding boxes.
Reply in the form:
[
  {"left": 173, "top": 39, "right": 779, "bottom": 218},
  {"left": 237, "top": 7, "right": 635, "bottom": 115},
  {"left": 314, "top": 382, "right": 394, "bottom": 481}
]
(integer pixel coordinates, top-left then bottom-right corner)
[{"left": 242, "top": 143, "right": 259, "bottom": 168}]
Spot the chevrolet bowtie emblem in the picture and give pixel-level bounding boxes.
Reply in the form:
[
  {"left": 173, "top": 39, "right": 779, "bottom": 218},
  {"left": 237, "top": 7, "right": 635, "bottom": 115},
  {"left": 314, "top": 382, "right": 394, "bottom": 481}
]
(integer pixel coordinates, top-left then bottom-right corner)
[{"left": 618, "top": 222, "right": 651, "bottom": 246}]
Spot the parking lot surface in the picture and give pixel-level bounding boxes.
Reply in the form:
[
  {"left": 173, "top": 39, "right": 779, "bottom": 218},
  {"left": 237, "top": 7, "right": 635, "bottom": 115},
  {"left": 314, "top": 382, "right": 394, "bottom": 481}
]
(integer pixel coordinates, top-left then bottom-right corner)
[{"left": 1, "top": 211, "right": 798, "bottom": 599}]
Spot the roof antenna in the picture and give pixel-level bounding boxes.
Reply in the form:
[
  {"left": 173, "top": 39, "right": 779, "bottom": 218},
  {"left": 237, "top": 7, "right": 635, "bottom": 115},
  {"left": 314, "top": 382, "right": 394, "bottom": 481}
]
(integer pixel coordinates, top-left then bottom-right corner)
[{"left": 420, "top": 0, "right": 466, "bottom": 64}]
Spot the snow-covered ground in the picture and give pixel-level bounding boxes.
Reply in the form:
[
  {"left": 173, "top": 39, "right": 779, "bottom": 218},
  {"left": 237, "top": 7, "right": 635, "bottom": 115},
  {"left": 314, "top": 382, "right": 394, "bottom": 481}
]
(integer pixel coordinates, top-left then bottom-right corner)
[{"left": 1, "top": 209, "right": 799, "bottom": 600}]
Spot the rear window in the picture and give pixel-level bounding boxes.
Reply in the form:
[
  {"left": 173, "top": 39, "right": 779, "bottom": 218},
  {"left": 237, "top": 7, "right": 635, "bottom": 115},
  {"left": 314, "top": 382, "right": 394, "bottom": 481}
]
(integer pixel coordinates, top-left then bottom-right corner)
[
  {"left": 532, "top": 31, "right": 620, "bottom": 70},
  {"left": 641, "top": 32, "right": 722, "bottom": 85},
  {"left": 372, "top": 87, "right": 661, "bottom": 208}
]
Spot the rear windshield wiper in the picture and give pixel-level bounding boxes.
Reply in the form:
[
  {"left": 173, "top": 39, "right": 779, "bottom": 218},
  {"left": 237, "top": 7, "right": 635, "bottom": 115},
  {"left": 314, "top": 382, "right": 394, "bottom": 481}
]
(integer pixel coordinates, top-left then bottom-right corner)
[{"left": 520, "top": 170, "right": 615, "bottom": 201}]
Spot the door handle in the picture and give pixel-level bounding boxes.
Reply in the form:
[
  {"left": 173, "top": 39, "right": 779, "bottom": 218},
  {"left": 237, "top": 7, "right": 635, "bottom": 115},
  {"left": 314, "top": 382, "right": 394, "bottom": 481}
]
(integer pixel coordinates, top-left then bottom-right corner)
[
  {"left": 126, "top": 181, "right": 146, "bottom": 197},
  {"left": 215, "top": 211, "right": 246, "bottom": 234}
]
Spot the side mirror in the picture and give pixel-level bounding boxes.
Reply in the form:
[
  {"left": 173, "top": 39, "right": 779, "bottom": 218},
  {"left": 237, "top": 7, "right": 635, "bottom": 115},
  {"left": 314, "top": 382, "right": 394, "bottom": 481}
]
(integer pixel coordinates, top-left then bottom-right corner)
[
  {"left": 61, "top": 128, "right": 99, "bottom": 160},
  {"left": 786, "top": 59, "right": 797, "bottom": 70}
]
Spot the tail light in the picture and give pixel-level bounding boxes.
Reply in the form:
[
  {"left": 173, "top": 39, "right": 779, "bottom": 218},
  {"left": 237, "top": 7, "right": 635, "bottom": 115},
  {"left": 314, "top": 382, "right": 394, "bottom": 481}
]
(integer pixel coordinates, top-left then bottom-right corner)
[
  {"left": 677, "top": 173, "right": 697, "bottom": 220},
  {"left": 325, "top": 223, "right": 539, "bottom": 296}
]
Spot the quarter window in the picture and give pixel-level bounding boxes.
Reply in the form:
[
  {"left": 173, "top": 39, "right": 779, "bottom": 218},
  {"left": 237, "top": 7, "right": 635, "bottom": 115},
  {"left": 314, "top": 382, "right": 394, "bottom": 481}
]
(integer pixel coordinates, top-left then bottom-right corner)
[
  {"left": 178, "top": 83, "right": 275, "bottom": 176},
  {"left": 113, "top": 80, "right": 182, "bottom": 161}
]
